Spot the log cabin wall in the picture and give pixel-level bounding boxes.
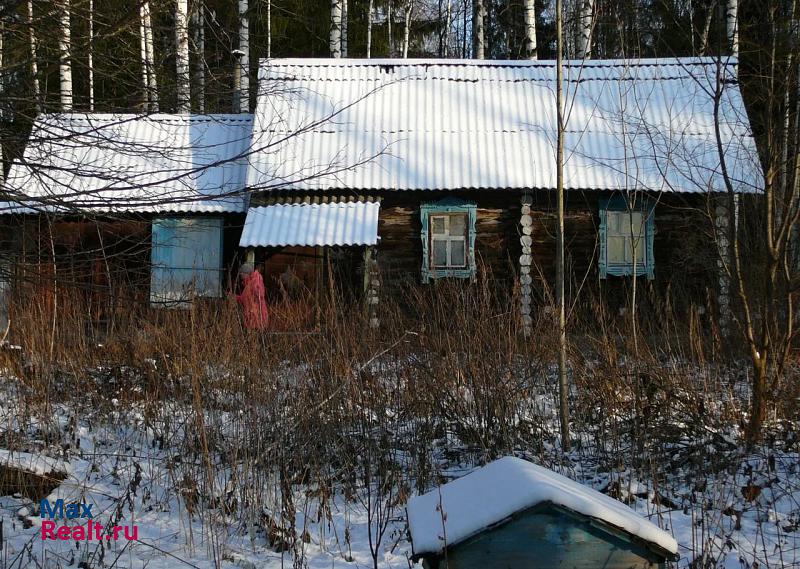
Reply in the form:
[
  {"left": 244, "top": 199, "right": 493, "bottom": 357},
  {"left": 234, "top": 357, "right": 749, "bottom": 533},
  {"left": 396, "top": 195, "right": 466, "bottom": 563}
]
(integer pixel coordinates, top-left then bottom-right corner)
[
  {"left": 375, "top": 189, "right": 716, "bottom": 310},
  {"left": 377, "top": 190, "right": 521, "bottom": 289}
]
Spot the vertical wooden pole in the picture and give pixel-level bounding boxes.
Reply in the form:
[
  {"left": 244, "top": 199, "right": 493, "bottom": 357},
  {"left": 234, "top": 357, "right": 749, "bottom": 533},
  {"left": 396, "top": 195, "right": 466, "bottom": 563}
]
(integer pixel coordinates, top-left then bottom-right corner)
[{"left": 555, "top": 0, "right": 571, "bottom": 452}]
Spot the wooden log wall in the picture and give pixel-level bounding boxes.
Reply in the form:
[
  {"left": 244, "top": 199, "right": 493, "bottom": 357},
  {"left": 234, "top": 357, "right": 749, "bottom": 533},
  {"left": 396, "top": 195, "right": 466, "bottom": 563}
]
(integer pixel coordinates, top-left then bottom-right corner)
[{"left": 375, "top": 189, "right": 716, "bottom": 311}]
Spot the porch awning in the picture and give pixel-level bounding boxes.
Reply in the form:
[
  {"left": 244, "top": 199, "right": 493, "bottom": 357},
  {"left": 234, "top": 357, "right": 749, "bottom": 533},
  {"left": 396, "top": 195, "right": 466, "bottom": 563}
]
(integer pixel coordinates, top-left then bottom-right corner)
[{"left": 239, "top": 202, "right": 380, "bottom": 247}]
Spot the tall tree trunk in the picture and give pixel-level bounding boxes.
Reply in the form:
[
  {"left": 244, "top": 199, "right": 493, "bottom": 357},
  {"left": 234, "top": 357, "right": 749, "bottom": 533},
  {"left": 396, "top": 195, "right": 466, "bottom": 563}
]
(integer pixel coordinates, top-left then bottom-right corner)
[
  {"left": 341, "top": 0, "right": 348, "bottom": 57},
  {"left": 523, "top": 0, "right": 536, "bottom": 59},
  {"left": 0, "top": 22, "right": 4, "bottom": 183},
  {"left": 727, "top": 0, "right": 739, "bottom": 57},
  {"left": 141, "top": 0, "right": 159, "bottom": 111},
  {"left": 88, "top": 0, "right": 94, "bottom": 111},
  {"left": 330, "top": 0, "right": 342, "bottom": 58},
  {"left": 28, "top": 1, "right": 41, "bottom": 112},
  {"left": 473, "top": 0, "right": 485, "bottom": 59},
  {"left": 402, "top": 2, "right": 412, "bottom": 58},
  {"left": 388, "top": 0, "right": 394, "bottom": 57},
  {"left": 555, "top": 0, "right": 571, "bottom": 452},
  {"left": 59, "top": 0, "right": 73, "bottom": 111},
  {"left": 577, "top": 0, "right": 594, "bottom": 59},
  {"left": 367, "top": 0, "right": 373, "bottom": 58},
  {"left": 266, "top": 0, "right": 272, "bottom": 58},
  {"left": 192, "top": 1, "right": 205, "bottom": 112},
  {"left": 239, "top": 0, "right": 249, "bottom": 113},
  {"left": 443, "top": 0, "right": 452, "bottom": 56},
  {"left": 176, "top": 0, "right": 191, "bottom": 112}
]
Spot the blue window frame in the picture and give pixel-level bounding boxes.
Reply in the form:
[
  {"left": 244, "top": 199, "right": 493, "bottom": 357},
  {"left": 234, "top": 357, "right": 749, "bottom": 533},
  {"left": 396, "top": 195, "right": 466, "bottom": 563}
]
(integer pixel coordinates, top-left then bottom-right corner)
[
  {"left": 599, "top": 194, "right": 655, "bottom": 279},
  {"left": 150, "top": 217, "right": 224, "bottom": 307},
  {"left": 420, "top": 198, "right": 477, "bottom": 283}
]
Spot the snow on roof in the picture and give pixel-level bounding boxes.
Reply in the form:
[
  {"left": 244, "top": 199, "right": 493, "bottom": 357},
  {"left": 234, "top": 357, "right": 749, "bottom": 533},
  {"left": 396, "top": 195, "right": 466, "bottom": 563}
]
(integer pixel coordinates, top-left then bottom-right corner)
[
  {"left": 239, "top": 201, "right": 380, "bottom": 247},
  {"left": 406, "top": 456, "right": 678, "bottom": 557},
  {"left": 250, "top": 57, "right": 761, "bottom": 193},
  {"left": 2, "top": 114, "right": 253, "bottom": 214}
]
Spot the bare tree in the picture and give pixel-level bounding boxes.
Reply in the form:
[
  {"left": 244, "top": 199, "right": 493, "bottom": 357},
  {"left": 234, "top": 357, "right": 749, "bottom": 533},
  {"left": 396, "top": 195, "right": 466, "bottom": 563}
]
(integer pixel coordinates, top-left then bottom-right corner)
[
  {"left": 727, "top": 0, "right": 739, "bottom": 57},
  {"left": 330, "top": 0, "right": 342, "bottom": 58},
  {"left": 192, "top": 0, "right": 206, "bottom": 112},
  {"left": 88, "top": 0, "right": 95, "bottom": 111},
  {"left": 402, "top": 1, "right": 412, "bottom": 58},
  {"left": 555, "top": 0, "right": 570, "bottom": 452},
  {"left": 176, "top": 0, "right": 191, "bottom": 112},
  {"left": 523, "top": 0, "right": 537, "bottom": 59},
  {"left": 577, "top": 0, "right": 594, "bottom": 59},
  {"left": 59, "top": 0, "right": 73, "bottom": 111},
  {"left": 367, "top": 0, "right": 373, "bottom": 58},
  {"left": 342, "top": 0, "right": 348, "bottom": 57},
  {"left": 27, "top": 0, "right": 40, "bottom": 111},
  {"left": 473, "top": 0, "right": 485, "bottom": 59},
  {"left": 140, "top": 0, "right": 159, "bottom": 111}
]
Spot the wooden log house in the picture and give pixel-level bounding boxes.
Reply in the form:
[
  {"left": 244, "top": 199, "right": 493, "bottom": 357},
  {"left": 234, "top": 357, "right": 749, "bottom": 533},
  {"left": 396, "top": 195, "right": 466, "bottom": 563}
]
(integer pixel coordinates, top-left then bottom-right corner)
[{"left": 0, "top": 58, "right": 761, "bottom": 331}]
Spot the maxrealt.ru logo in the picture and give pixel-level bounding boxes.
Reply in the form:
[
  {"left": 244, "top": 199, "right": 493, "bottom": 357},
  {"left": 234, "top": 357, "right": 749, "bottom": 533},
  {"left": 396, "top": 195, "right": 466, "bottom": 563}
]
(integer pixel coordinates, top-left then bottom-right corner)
[{"left": 40, "top": 499, "right": 138, "bottom": 541}]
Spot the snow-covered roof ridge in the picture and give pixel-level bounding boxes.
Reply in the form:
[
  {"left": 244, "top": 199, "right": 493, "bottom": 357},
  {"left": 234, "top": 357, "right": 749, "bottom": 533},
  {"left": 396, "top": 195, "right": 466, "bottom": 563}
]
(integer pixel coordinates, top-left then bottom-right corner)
[{"left": 406, "top": 456, "right": 678, "bottom": 557}]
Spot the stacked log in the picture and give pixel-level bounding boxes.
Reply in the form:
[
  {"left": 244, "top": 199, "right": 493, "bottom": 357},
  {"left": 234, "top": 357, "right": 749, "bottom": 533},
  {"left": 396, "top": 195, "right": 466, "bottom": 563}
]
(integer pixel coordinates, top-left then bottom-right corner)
[{"left": 520, "top": 193, "right": 533, "bottom": 335}]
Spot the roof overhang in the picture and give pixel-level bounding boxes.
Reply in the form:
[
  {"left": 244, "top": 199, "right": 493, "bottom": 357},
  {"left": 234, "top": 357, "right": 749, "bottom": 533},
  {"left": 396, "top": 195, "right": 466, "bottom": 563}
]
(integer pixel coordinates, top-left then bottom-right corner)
[{"left": 239, "top": 201, "right": 380, "bottom": 248}]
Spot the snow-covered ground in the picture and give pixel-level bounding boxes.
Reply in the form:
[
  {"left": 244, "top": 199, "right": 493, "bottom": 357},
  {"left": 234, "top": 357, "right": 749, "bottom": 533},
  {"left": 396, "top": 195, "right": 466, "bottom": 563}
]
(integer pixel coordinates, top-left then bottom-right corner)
[{"left": 0, "top": 370, "right": 797, "bottom": 568}]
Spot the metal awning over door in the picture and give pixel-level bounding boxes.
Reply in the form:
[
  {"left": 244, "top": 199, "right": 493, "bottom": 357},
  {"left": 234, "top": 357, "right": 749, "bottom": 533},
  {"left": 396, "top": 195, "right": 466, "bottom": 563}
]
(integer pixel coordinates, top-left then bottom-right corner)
[{"left": 239, "top": 202, "right": 380, "bottom": 247}]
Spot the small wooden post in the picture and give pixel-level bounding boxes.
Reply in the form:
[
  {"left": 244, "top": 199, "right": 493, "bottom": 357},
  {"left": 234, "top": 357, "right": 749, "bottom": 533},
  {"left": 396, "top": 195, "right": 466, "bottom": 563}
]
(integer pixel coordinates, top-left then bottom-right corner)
[
  {"left": 363, "top": 246, "right": 380, "bottom": 329},
  {"left": 520, "top": 192, "right": 533, "bottom": 336}
]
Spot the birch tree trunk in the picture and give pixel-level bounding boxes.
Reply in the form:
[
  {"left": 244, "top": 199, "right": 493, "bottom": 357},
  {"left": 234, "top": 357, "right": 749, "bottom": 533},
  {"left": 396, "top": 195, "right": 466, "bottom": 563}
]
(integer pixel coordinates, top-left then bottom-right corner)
[
  {"left": 727, "top": 0, "right": 739, "bottom": 57},
  {"left": 59, "top": 0, "right": 73, "bottom": 112},
  {"left": 341, "top": 0, "right": 348, "bottom": 57},
  {"left": 366, "top": 0, "right": 373, "bottom": 58},
  {"left": 577, "top": 0, "right": 594, "bottom": 59},
  {"left": 555, "top": 0, "right": 571, "bottom": 452},
  {"left": 192, "top": 1, "right": 205, "bottom": 112},
  {"left": 523, "top": 0, "right": 537, "bottom": 59},
  {"left": 402, "top": 2, "right": 412, "bottom": 58},
  {"left": 388, "top": 0, "right": 393, "bottom": 57},
  {"left": 330, "top": 0, "right": 342, "bottom": 58},
  {"left": 175, "top": 0, "right": 191, "bottom": 113},
  {"left": 443, "top": 0, "right": 452, "bottom": 56},
  {"left": 267, "top": 0, "right": 272, "bottom": 58},
  {"left": 239, "top": 0, "right": 249, "bottom": 113},
  {"left": 473, "top": 0, "right": 485, "bottom": 59},
  {"left": 28, "top": 0, "right": 41, "bottom": 112},
  {"left": 140, "top": 1, "right": 158, "bottom": 111},
  {"left": 88, "top": 0, "right": 94, "bottom": 111}
]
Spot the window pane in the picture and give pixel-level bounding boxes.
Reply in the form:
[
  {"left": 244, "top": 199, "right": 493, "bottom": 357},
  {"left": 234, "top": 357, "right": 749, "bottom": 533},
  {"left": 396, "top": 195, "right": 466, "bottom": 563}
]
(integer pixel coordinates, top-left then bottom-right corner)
[
  {"left": 432, "top": 239, "right": 448, "bottom": 267},
  {"left": 449, "top": 214, "right": 466, "bottom": 236},
  {"left": 432, "top": 217, "right": 446, "bottom": 235},
  {"left": 631, "top": 237, "right": 646, "bottom": 264},
  {"left": 608, "top": 236, "right": 627, "bottom": 264},
  {"left": 607, "top": 211, "right": 619, "bottom": 234},
  {"left": 451, "top": 239, "right": 466, "bottom": 267}
]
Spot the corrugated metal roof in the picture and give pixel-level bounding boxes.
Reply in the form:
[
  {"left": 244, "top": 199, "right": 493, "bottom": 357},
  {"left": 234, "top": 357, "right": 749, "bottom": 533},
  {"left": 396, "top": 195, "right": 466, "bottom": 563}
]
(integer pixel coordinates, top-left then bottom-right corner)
[
  {"left": 3, "top": 114, "right": 253, "bottom": 214},
  {"left": 239, "top": 202, "right": 380, "bottom": 247},
  {"left": 248, "top": 57, "right": 761, "bottom": 193}
]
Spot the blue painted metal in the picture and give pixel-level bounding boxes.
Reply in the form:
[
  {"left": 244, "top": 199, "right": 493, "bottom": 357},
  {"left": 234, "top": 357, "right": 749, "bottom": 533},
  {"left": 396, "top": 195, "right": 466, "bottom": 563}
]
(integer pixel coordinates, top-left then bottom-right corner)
[
  {"left": 421, "top": 503, "right": 668, "bottom": 569},
  {"left": 420, "top": 198, "right": 477, "bottom": 283},
  {"left": 150, "top": 217, "right": 224, "bottom": 306},
  {"left": 599, "top": 193, "right": 655, "bottom": 280}
]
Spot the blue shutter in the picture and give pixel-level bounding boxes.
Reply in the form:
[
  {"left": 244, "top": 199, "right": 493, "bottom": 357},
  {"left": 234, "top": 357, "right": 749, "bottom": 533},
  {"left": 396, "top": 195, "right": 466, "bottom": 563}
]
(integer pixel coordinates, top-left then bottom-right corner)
[{"left": 420, "top": 198, "right": 477, "bottom": 283}]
